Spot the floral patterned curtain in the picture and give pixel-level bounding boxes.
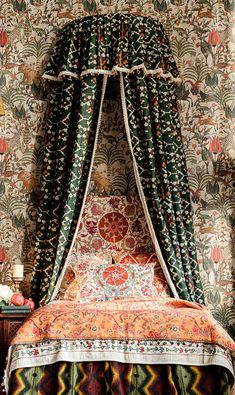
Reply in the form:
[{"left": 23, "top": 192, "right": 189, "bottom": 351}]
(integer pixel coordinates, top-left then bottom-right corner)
[{"left": 31, "top": 13, "right": 204, "bottom": 306}]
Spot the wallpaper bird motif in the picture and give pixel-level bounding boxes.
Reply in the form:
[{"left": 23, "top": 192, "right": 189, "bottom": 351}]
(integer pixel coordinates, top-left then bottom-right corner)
[{"left": 0, "top": 0, "right": 234, "bottom": 336}]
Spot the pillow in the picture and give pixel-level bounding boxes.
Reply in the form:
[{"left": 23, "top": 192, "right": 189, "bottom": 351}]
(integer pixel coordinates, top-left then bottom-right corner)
[
  {"left": 116, "top": 252, "right": 172, "bottom": 297},
  {"left": 55, "top": 253, "right": 111, "bottom": 300},
  {"left": 62, "top": 262, "right": 157, "bottom": 302}
]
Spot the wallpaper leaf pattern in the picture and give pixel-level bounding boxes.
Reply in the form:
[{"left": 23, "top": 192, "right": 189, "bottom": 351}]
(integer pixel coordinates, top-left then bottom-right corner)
[
  {"left": 0, "top": 0, "right": 234, "bottom": 334},
  {"left": 89, "top": 84, "right": 137, "bottom": 196}
]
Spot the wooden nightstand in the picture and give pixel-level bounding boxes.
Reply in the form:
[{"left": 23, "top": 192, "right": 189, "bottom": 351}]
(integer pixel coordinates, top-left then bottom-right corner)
[{"left": 0, "top": 313, "right": 28, "bottom": 393}]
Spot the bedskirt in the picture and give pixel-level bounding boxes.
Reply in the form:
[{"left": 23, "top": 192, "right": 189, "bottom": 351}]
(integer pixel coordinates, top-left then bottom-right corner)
[{"left": 8, "top": 362, "right": 233, "bottom": 395}]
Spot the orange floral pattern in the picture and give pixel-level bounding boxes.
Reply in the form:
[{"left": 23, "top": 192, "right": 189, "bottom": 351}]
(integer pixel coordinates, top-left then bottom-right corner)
[
  {"left": 6, "top": 297, "right": 235, "bottom": 386},
  {"left": 12, "top": 298, "right": 235, "bottom": 350}
]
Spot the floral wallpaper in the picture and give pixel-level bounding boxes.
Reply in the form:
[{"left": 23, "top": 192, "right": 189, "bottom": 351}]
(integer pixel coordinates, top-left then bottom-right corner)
[
  {"left": 88, "top": 80, "right": 137, "bottom": 196},
  {"left": 0, "top": 0, "right": 234, "bottom": 336}
]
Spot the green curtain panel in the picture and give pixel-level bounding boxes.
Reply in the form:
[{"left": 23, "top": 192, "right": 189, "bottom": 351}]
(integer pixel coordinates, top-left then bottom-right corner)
[
  {"left": 31, "top": 13, "right": 204, "bottom": 306},
  {"left": 31, "top": 76, "right": 104, "bottom": 306},
  {"left": 121, "top": 71, "right": 204, "bottom": 304}
]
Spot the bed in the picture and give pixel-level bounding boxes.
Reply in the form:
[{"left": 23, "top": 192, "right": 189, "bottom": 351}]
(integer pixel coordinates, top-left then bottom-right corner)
[
  {"left": 5, "top": 195, "right": 235, "bottom": 394},
  {"left": 5, "top": 101, "right": 235, "bottom": 394},
  {"left": 5, "top": 296, "right": 235, "bottom": 394},
  {"left": 5, "top": 103, "right": 235, "bottom": 395},
  {"left": 6, "top": 14, "right": 235, "bottom": 394}
]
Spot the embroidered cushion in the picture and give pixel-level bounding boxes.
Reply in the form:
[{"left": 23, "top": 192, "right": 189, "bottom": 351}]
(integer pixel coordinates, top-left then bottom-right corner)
[
  {"left": 116, "top": 252, "right": 172, "bottom": 297},
  {"left": 73, "top": 195, "right": 154, "bottom": 258},
  {"left": 55, "top": 253, "right": 111, "bottom": 300},
  {"left": 61, "top": 261, "right": 157, "bottom": 302}
]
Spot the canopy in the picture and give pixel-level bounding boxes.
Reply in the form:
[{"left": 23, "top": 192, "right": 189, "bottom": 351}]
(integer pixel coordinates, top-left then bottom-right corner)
[{"left": 31, "top": 13, "right": 204, "bottom": 306}]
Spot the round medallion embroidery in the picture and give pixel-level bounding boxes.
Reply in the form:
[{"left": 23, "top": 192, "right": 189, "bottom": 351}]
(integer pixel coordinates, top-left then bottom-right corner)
[
  {"left": 98, "top": 212, "right": 129, "bottom": 243},
  {"left": 102, "top": 266, "right": 128, "bottom": 286}
]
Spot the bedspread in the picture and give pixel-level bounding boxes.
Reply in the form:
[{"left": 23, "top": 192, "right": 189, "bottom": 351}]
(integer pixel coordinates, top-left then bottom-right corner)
[{"left": 5, "top": 297, "right": 235, "bottom": 390}]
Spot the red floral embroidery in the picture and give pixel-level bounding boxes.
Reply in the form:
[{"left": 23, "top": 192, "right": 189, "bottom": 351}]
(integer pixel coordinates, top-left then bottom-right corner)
[
  {"left": 99, "top": 212, "right": 128, "bottom": 243},
  {"left": 102, "top": 266, "right": 128, "bottom": 286}
]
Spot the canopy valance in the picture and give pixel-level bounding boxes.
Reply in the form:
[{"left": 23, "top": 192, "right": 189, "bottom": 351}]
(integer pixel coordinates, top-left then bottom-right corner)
[{"left": 43, "top": 13, "right": 180, "bottom": 81}]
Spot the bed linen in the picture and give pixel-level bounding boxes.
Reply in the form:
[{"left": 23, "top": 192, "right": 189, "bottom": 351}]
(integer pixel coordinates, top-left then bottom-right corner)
[{"left": 5, "top": 297, "right": 235, "bottom": 393}]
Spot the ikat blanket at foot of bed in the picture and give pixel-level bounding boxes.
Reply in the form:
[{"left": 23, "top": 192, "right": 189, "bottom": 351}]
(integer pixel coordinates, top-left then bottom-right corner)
[
  {"left": 5, "top": 297, "right": 235, "bottom": 390},
  {"left": 8, "top": 362, "right": 234, "bottom": 395}
]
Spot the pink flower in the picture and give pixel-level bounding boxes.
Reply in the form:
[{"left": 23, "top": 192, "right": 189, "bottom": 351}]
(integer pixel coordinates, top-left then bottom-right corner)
[
  {"left": 91, "top": 237, "right": 103, "bottom": 251},
  {"left": 32, "top": 326, "right": 40, "bottom": 335},
  {"left": 0, "top": 137, "right": 9, "bottom": 154},
  {"left": 112, "top": 323, "right": 119, "bottom": 330},
  {"left": 0, "top": 29, "right": 8, "bottom": 47},
  {"left": 209, "top": 136, "right": 222, "bottom": 154},
  {"left": 208, "top": 29, "right": 220, "bottom": 46},
  {"left": 91, "top": 203, "right": 103, "bottom": 216},
  {"left": 210, "top": 245, "right": 223, "bottom": 262},
  {"left": 192, "top": 325, "right": 200, "bottom": 333}
]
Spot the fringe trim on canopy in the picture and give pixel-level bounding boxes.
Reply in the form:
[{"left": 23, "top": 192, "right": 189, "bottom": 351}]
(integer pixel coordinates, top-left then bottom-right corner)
[{"left": 43, "top": 65, "right": 181, "bottom": 83}]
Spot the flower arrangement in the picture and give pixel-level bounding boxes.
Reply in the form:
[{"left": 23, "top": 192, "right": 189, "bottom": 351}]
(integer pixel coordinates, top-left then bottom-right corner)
[
  {"left": 0, "top": 284, "right": 35, "bottom": 311},
  {"left": 0, "top": 284, "right": 14, "bottom": 306}
]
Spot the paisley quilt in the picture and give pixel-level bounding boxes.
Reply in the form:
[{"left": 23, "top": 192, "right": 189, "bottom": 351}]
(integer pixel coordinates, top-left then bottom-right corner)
[{"left": 5, "top": 297, "right": 235, "bottom": 390}]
